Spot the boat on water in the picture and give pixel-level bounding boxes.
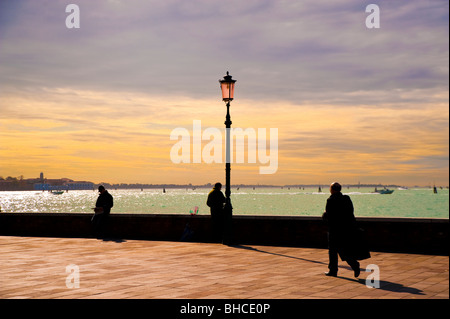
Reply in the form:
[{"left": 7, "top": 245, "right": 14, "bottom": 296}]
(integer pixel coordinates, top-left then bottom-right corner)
[
  {"left": 378, "top": 189, "right": 394, "bottom": 194},
  {"left": 51, "top": 190, "right": 65, "bottom": 195},
  {"left": 374, "top": 188, "right": 394, "bottom": 194}
]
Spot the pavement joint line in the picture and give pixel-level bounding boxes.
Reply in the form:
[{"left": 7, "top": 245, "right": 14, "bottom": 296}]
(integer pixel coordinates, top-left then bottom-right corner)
[{"left": 0, "top": 236, "right": 448, "bottom": 299}]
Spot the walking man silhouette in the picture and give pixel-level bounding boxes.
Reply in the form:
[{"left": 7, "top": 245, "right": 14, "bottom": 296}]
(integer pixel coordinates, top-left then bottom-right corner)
[{"left": 322, "top": 182, "right": 370, "bottom": 277}]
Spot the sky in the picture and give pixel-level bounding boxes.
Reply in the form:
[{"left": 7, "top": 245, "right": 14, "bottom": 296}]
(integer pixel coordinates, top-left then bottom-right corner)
[{"left": 0, "top": 0, "right": 448, "bottom": 187}]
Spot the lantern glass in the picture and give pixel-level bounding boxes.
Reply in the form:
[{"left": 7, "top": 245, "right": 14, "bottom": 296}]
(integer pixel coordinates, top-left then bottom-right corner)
[
  {"left": 221, "top": 82, "right": 235, "bottom": 101},
  {"left": 219, "top": 72, "right": 236, "bottom": 102}
]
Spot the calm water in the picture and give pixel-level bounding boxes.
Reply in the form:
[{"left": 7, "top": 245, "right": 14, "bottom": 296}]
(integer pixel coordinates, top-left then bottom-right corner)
[{"left": 0, "top": 187, "right": 448, "bottom": 218}]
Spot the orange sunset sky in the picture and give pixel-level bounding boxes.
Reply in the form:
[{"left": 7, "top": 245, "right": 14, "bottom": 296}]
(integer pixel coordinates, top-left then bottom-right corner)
[{"left": 1, "top": 1, "right": 448, "bottom": 187}]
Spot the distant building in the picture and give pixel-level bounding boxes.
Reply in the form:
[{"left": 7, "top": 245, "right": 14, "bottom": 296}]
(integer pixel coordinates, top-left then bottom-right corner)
[
  {"left": 64, "top": 181, "right": 94, "bottom": 190},
  {"left": 0, "top": 176, "right": 40, "bottom": 191},
  {"left": 34, "top": 178, "right": 93, "bottom": 191},
  {"left": 0, "top": 173, "right": 94, "bottom": 191}
]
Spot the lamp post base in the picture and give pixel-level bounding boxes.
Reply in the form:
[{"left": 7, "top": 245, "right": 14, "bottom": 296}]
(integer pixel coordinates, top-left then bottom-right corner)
[{"left": 222, "top": 199, "right": 233, "bottom": 245}]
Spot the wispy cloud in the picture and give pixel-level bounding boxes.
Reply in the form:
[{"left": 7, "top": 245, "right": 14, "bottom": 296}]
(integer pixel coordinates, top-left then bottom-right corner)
[
  {"left": 1, "top": 1, "right": 447, "bottom": 104},
  {"left": 0, "top": 0, "right": 448, "bottom": 185}
]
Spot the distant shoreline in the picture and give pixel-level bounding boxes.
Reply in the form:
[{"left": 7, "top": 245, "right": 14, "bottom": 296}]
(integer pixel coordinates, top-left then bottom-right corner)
[
  {"left": 2, "top": 175, "right": 447, "bottom": 191},
  {"left": 1, "top": 184, "right": 448, "bottom": 192}
]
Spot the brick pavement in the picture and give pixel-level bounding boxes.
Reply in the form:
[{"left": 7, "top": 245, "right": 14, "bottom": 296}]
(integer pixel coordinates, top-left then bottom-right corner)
[{"left": 0, "top": 236, "right": 448, "bottom": 299}]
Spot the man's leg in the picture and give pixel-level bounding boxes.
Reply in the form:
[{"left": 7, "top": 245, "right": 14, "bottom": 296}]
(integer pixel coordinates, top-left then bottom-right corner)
[
  {"left": 92, "top": 214, "right": 108, "bottom": 239},
  {"left": 326, "top": 246, "right": 339, "bottom": 276},
  {"left": 347, "top": 259, "right": 360, "bottom": 277},
  {"left": 211, "top": 212, "right": 223, "bottom": 243},
  {"left": 326, "top": 234, "right": 338, "bottom": 276}
]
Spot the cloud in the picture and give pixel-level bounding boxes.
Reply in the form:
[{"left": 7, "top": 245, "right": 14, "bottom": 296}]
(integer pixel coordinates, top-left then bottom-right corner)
[
  {"left": 0, "top": 1, "right": 448, "bottom": 185},
  {"left": 0, "top": 0, "right": 448, "bottom": 107}
]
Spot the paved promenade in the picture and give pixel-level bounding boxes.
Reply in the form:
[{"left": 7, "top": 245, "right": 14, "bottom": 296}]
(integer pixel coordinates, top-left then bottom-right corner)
[{"left": 0, "top": 236, "right": 448, "bottom": 299}]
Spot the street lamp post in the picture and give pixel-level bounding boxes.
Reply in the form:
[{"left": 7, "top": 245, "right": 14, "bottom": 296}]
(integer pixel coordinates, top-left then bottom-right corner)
[{"left": 219, "top": 71, "right": 236, "bottom": 243}]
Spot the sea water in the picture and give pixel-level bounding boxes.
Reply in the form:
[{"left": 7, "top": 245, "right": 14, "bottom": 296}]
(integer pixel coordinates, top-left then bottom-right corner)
[{"left": 0, "top": 187, "right": 448, "bottom": 218}]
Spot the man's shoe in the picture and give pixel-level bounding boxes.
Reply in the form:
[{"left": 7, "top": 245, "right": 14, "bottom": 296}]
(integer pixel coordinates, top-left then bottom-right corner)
[{"left": 324, "top": 271, "right": 337, "bottom": 277}]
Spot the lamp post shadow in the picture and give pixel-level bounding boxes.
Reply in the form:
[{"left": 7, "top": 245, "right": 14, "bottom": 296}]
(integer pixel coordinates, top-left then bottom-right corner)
[
  {"left": 230, "top": 245, "right": 425, "bottom": 296},
  {"left": 229, "top": 244, "right": 327, "bottom": 265}
]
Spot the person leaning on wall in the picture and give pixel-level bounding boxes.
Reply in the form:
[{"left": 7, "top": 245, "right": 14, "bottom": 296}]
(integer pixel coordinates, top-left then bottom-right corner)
[
  {"left": 91, "top": 185, "right": 114, "bottom": 239},
  {"left": 206, "top": 182, "right": 226, "bottom": 243}
]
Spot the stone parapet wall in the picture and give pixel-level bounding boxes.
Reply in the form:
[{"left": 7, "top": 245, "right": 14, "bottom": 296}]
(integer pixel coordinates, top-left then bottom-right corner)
[{"left": 0, "top": 213, "right": 447, "bottom": 255}]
